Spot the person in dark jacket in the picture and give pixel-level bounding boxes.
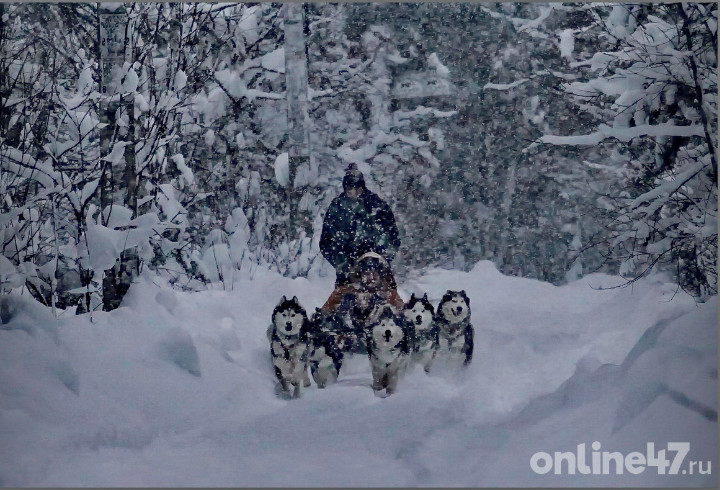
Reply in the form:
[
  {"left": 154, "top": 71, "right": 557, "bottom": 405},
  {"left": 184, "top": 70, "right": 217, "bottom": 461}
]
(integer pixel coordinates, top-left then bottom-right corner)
[{"left": 320, "top": 163, "right": 401, "bottom": 287}]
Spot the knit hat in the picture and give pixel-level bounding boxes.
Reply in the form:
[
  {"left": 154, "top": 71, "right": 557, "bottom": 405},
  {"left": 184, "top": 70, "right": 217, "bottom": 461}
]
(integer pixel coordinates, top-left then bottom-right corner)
[
  {"left": 357, "top": 252, "right": 387, "bottom": 272},
  {"left": 342, "top": 162, "right": 366, "bottom": 189}
]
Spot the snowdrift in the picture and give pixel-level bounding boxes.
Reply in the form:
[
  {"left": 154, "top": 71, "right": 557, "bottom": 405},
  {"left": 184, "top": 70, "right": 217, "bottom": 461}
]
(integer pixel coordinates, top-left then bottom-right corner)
[{"left": 0, "top": 262, "right": 716, "bottom": 486}]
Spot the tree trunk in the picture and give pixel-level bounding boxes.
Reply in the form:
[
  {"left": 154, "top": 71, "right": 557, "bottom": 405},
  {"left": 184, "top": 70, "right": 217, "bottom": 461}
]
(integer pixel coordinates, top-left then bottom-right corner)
[
  {"left": 676, "top": 3, "right": 717, "bottom": 183},
  {"left": 0, "top": 3, "right": 8, "bottom": 137},
  {"left": 498, "top": 158, "right": 517, "bottom": 268},
  {"left": 98, "top": 3, "right": 136, "bottom": 311},
  {"left": 282, "top": 3, "right": 313, "bottom": 243},
  {"left": 113, "top": 94, "right": 140, "bottom": 310}
]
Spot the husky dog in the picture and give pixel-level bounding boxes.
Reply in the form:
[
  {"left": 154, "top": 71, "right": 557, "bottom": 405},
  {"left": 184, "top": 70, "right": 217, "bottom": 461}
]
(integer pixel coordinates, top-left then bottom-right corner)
[
  {"left": 308, "top": 332, "right": 343, "bottom": 388},
  {"left": 403, "top": 293, "right": 438, "bottom": 373},
  {"left": 434, "top": 290, "right": 474, "bottom": 367},
  {"left": 366, "top": 305, "right": 410, "bottom": 396},
  {"left": 267, "top": 296, "right": 312, "bottom": 398},
  {"left": 310, "top": 307, "right": 356, "bottom": 356}
]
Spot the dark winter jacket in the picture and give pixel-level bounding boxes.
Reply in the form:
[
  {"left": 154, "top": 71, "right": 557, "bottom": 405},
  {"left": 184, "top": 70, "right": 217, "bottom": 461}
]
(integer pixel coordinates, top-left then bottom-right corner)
[{"left": 320, "top": 189, "right": 400, "bottom": 285}]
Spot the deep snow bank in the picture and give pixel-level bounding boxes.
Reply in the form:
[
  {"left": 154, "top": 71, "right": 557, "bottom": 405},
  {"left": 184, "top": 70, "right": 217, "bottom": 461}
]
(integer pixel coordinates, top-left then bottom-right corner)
[
  {"left": 442, "top": 295, "right": 718, "bottom": 487},
  {"left": 0, "top": 262, "right": 715, "bottom": 486}
]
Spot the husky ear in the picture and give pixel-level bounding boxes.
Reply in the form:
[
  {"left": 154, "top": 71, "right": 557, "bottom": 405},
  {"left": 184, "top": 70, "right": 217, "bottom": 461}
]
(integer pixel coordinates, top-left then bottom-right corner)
[
  {"left": 461, "top": 290, "right": 469, "bottom": 304},
  {"left": 281, "top": 295, "right": 287, "bottom": 303},
  {"left": 410, "top": 293, "right": 416, "bottom": 301},
  {"left": 423, "top": 293, "right": 428, "bottom": 301},
  {"left": 291, "top": 295, "right": 299, "bottom": 303}
]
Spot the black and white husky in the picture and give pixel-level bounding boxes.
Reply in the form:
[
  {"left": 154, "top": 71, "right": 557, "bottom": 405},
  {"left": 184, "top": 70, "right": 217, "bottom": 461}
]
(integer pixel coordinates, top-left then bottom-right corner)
[
  {"left": 308, "top": 332, "right": 343, "bottom": 388},
  {"left": 366, "top": 305, "right": 410, "bottom": 396},
  {"left": 403, "top": 293, "right": 438, "bottom": 373},
  {"left": 310, "top": 307, "right": 355, "bottom": 357},
  {"left": 434, "top": 290, "right": 474, "bottom": 367},
  {"left": 267, "top": 296, "right": 312, "bottom": 398}
]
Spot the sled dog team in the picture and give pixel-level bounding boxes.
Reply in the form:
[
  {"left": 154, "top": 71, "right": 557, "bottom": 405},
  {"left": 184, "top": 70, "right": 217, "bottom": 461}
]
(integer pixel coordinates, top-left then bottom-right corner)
[{"left": 267, "top": 290, "right": 474, "bottom": 398}]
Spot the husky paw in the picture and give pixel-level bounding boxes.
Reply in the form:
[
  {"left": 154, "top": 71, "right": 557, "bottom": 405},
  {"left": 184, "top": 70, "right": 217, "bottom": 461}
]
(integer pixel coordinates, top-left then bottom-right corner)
[{"left": 275, "top": 384, "right": 292, "bottom": 399}]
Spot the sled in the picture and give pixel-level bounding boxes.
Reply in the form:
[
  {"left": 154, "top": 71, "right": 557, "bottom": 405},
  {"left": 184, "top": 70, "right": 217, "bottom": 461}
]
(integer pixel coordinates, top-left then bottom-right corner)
[{"left": 311, "top": 252, "right": 403, "bottom": 356}]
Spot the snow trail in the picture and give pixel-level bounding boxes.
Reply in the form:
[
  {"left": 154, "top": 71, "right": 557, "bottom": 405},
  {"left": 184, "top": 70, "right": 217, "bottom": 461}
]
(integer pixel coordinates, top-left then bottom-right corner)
[{"left": 0, "top": 262, "right": 715, "bottom": 486}]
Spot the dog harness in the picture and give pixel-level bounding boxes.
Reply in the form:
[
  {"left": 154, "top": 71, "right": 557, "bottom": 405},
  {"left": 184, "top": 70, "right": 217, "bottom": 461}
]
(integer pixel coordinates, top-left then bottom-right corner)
[
  {"left": 413, "top": 329, "right": 437, "bottom": 350},
  {"left": 372, "top": 347, "right": 401, "bottom": 368},
  {"left": 272, "top": 332, "right": 305, "bottom": 361},
  {"left": 437, "top": 320, "right": 468, "bottom": 352}
]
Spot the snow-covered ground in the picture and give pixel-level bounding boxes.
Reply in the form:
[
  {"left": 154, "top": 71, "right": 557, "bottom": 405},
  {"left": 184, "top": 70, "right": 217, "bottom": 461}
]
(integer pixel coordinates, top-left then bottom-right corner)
[{"left": 0, "top": 262, "right": 716, "bottom": 487}]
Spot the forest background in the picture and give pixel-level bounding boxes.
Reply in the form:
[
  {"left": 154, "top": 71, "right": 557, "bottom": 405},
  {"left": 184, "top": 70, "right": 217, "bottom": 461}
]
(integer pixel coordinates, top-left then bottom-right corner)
[{"left": 1, "top": 1, "right": 716, "bottom": 313}]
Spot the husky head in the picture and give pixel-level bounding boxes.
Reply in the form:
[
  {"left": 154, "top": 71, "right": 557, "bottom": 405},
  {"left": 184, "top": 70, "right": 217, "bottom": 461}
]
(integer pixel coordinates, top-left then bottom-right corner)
[
  {"left": 369, "top": 305, "right": 406, "bottom": 351},
  {"left": 438, "top": 290, "right": 470, "bottom": 325},
  {"left": 404, "top": 293, "right": 435, "bottom": 331},
  {"left": 272, "top": 296, "right": 308, "bottom": 337}
]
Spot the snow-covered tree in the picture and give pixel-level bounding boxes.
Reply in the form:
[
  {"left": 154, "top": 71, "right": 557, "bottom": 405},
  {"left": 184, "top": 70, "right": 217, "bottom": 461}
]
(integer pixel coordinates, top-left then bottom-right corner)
[
  {"left": 536, "top": 3, "right": 717, "bottom": 299},
  {"left": 1, "top": 3, "right": 106, "bottom": 312},
  {"left": 2, "top": 2, "right": 715, "bottom": 308}
]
